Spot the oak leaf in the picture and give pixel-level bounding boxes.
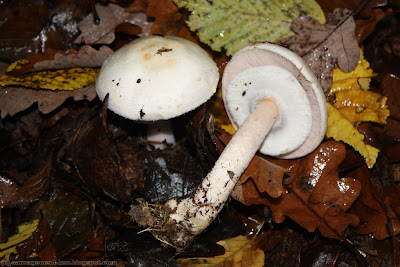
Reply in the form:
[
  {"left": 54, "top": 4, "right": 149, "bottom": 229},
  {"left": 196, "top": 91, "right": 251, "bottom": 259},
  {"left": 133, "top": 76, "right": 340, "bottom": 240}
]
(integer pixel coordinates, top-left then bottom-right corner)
[
  {"left": 176, "top": 235, "right": 264, "bottom": 266},
  {"left": 282, "top": 8, "right": 360, "bottom": 94},
  {"left": 73, "top": 3, "right": 153, "bottom": 45},
  {"left": 0, "top": 85, "right": 96, "bottom": 118},
  {"left": 232, "top": 141, "right": 361, "bottom": 240},
  {"left": 349, "top": 166, "right": 400, "bottom": 240}
]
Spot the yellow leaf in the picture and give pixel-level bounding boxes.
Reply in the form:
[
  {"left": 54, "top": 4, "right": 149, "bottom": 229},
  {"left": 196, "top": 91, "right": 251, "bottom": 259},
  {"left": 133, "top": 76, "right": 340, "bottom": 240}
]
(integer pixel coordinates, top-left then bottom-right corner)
[
  {"left": 326, "top": 103, "right": 379, "bottom": 168},
  {"left": 333, "top": 90, "right": 390, "bottom": 124},
  {"left": 329, "top": 51, "right": 375, "bottom": 94},
  {"left": 5, "top": 59, "right": 29, "bottom": 72},
  {"left": 0, "top": 219, "right": 39, "bottom": 261},
  {"left": 177, "top": 235, "right": 265, "bottom": 267},
  {"left": 0, "top": 68, "right": 99, "bottom": 90},
  {"left": 210, "top": 88, "right": 236, "bottom": 135}
]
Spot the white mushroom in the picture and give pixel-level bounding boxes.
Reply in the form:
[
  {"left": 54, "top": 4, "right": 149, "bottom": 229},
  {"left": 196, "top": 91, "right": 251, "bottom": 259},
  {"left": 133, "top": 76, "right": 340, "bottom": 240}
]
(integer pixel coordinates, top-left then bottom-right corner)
[
  {"left": 96, "top": 35, "right": 219, "bottom": 149},
  {"left": 130, "top": 42, "right": 327, "bottom": 249}
]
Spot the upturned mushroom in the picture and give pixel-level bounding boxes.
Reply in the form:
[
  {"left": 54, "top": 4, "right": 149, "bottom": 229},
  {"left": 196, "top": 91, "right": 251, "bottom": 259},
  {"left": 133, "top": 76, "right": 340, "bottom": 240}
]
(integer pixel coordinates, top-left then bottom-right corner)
[
  {"left": 130, "top": 42, "right": 327, "bottom": 249},
  {"left": 96, "top": 35, "right": 219, "bottom": 149}
]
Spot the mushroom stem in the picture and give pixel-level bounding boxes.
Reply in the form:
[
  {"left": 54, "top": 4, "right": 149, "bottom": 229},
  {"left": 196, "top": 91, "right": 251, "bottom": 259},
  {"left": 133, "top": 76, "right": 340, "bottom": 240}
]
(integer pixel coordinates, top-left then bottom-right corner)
[
  {"left": 146, "top": 120, "right": 176, "bottom": 149},
  {"left": 156, "top": 98, "right": 279, "bottom": 247}
]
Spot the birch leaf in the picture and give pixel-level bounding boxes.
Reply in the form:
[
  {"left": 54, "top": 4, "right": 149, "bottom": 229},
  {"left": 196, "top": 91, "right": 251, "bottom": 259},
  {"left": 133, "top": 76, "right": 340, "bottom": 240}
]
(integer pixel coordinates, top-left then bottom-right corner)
[
  {"left": 176, "top": 235, "right": 264, "bottom": 266},
  {"left": 329, "top": 51, "right": 375, "bottom": 94},
  {"left": 326, "top": 103, "right": 379, "bottom": 168},
  {"left": 333, "top": 90, "right": 390, "bottom": 124},
  {"left": 173, "top": 0, "right": 325, "bottom": 56}
]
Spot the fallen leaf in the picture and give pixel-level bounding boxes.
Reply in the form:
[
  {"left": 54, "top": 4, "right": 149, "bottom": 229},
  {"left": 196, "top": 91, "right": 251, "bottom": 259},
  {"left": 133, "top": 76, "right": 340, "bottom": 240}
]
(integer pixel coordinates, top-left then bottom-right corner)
[
  {"left": 0, "top": 85, "right": 96, "bottom": 118},
  {"left": 174, "top": 0, "right": 325, "bottom": 56},
  {"left": 349, "top": 165, "right": 400, "bottom": 240},
  {"left": 326, "top": 102, "right": 380, "bottom": 168},
  {"left": 74, "top": 3, "right": 152, "bottom": 45},
  {"left": 7, "top": 46, "right": 113, "bottom": 76},
  {"left": 282, "top": 8, "right": 360, "bottom": 94},
  {"left": 329, "top": 50, "right": 375, "bottom": 94},
  {"left": 232, "top": 141, "right": 361, "bottom": 240},
  {"left": 333, "top": 90, "right": 389, "bottom": 124},
  {"left": 0, "top": 220, "right": 39, "bottom": 260},
  {"left": 0, "top": 67, "right": 99, "bottom": 90},
  {"left": 176, "top": 235, "right": 265, "bottom": 266}
]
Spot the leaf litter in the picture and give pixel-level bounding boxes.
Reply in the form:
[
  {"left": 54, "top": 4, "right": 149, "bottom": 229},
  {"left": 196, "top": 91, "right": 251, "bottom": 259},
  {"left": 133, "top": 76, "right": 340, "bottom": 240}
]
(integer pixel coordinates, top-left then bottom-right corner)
[{"left": 0, "top": 0, "right": 400, "bottom": 266}]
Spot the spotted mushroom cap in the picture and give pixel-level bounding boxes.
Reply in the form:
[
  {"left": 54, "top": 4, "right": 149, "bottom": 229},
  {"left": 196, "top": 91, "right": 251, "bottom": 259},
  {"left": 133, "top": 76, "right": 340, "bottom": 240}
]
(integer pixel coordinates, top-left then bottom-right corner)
[
  {"left": 222, "top": 42, "right": 327, "bottom": 159},
  {"left": 96, "top": 35, "right": 219, "bottom": 121}
]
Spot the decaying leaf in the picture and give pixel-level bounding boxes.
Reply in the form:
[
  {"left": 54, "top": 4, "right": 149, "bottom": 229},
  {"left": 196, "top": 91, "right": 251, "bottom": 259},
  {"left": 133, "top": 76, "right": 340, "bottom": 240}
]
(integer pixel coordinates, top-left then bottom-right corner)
[
  {"left": 74, "top": 3, "right": 152, "bottom": 45},
  {"left": 0, "top": 67, "right": 99, "bottom": 90},
  {"left": 232, "top": 141, "right": 361, "bottom": 240},
  {"left": 174, "top": 0, "right": 325, "bottom": 56},
  {"left": 0, "top": 84, "right": 95, "bottom": 118},
  {"left": 176, "top": 235, "right": 264, "bottom": 266},
  {"left": 0, "top": 220, "right": 39, "bottom": 260},
  {"left": 326, "top": 103, "right": 380, "bottom": 168},
  {"left": 282, "top": 8, "right": 360, "bottom": 94},
  {"left": 349, "top": 166, "right": 400, "bottom": 240},
  {"left": 7, "top": 46, "right": 113, "bottom": 76}
]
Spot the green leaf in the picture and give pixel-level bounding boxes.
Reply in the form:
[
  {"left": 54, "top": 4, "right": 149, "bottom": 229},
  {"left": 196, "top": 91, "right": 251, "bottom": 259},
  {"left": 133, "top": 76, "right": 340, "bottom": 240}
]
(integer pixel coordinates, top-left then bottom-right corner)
[{"left": 174, "top": 0, "right": 325, "bottom": 55}]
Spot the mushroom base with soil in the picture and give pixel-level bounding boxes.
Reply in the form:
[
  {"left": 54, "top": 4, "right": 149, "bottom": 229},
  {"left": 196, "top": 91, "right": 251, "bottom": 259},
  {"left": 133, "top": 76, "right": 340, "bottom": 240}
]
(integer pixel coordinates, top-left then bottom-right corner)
[
  {"left": 129, "top": 42, "right": 327, "bottom": 250},
  {"left": 130, "top": 98, "right": 279, "bottom": 248}
]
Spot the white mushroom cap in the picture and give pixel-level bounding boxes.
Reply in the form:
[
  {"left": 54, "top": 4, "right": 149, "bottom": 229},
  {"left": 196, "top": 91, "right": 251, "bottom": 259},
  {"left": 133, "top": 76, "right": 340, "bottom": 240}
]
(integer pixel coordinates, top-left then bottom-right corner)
[
  {"left": 96, "top": 35, "right": 219, "bottom": 121},
  {"left": 222, "top": 43, "right": 327, "bottom": 158}
]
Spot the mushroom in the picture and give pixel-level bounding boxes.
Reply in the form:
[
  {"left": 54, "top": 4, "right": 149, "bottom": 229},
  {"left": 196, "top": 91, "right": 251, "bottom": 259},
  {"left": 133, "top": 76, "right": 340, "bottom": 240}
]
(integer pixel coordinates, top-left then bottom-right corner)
[
  {"left": 96, "top": 35, "right": 219, "bottom": 149},
  {"left": 130, "top": 42, "right": 327, "bottom": 249}
]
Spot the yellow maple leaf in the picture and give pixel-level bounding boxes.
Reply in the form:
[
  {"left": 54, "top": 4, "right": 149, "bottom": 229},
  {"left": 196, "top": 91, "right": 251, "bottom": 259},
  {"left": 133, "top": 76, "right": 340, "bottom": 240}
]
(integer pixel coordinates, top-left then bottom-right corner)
[
  {"left": 329, "top": 50, "right": 375, "bottom": 94},
  {"left": 177, "top": 235, "right": 264, "bottom": 267},
  {"left": 0, "top": 219, "right": 39, "bottom": 261},
  {"left": 0, "top": 68, "right": 99, "bottom": 90},
  {"left": 326, "top": 103, "right": 379, "bottom": 168}
]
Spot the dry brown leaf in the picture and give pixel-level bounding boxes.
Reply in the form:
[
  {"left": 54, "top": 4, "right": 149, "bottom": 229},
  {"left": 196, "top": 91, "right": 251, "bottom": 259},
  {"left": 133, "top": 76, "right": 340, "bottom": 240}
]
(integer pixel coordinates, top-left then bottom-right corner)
[
  {"left": 8, "top": 46, "right": 113, "bottom": 76},
  {"left": 33, "top": 45, "right": 113, "bottom": 70},
  {"left": 232, "top": 141, "right": 361, "bottom": 240},
  {"left": 74, "top": 3, "right": 153, "bottom": 45},
  {"left": 282, "top": 8, "right": 360, "bottom": 94},
  {"left": 0, "top": 84, "right": 96, "bottom": 118}
]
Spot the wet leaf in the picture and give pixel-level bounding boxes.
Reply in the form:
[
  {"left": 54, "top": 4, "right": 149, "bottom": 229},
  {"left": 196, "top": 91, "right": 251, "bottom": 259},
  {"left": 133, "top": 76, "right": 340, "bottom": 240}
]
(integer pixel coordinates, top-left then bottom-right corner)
[
  {"left": 333, "top": 90, "right": 389, "bottom": 124},
  {"left": 326, "top": 103, "right": 380, "bottom": 168},
  {"left": 71, "top": 101, "right": 131, "bottom": 203},
  {"left": 0, "top": 175, "right": 21, "bottom": 208},
  {"left": 349, "top": 166, "right": 400, "bottom": 240},
  {"left": 329, "top": 51, "right": 375, "bottom": 94},
  {"left": 176, "top": 235, "right": 264, "bottom": 266},
  {"left": 0, "top": 220, "right": 39, "bottom": 260},
  {"left": 282, "top": 8, "right": 360, "bottom": 94},
  {"left": 232, "top": 141, "right": 361, "bottom": 240},
  {"left": 74, "top": 3, "right": 153, "bottom": 45},
  {"left": 174, "top": 0, "right": 325, "bottom": 56},
  {"left": 37, "top": 199, "right": 91, "bottom": 257}
]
